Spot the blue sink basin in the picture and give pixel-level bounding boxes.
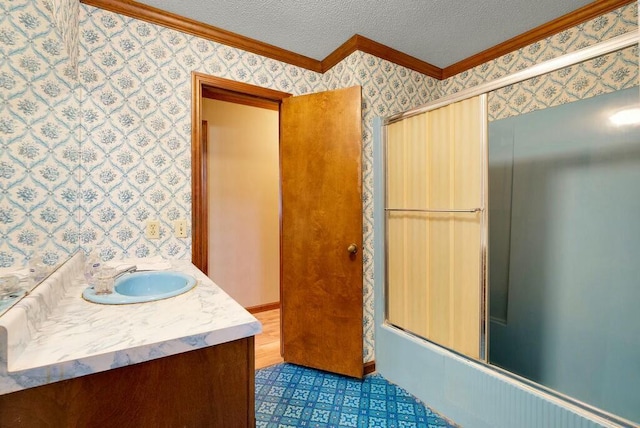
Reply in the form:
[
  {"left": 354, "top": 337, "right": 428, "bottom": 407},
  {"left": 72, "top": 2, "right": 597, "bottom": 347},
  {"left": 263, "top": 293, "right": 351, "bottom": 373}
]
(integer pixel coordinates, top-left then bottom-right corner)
[{"left": 83, "top": 271, "right": 197, "bottom": 304}]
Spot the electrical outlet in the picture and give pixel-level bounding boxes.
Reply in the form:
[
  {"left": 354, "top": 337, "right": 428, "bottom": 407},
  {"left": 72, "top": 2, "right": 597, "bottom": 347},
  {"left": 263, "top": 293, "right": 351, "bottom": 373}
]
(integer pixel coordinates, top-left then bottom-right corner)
[
  {"left": 146, "top": 220, "right": 160, "bottom": 239},
  {"left": 174, "top": 219, "right": 187, "bottom": 238}
]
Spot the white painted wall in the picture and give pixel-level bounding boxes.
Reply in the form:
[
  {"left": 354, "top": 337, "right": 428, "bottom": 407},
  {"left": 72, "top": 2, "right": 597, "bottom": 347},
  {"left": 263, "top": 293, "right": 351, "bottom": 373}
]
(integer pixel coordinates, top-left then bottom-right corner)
[{"left": 202, "top": 98, "right": 280, "bottom": 308}]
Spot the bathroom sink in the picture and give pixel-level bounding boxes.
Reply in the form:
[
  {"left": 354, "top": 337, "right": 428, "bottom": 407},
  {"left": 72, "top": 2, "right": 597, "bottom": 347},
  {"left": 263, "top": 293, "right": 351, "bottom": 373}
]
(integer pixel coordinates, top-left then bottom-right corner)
[{"left": 82, "top": 271, "right": 197, "bottom": 304}]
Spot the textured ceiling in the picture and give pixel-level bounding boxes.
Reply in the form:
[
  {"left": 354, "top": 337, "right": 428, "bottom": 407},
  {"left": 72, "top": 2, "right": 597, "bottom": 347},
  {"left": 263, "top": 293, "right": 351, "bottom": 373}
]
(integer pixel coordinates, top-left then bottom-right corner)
[{"left": 135, "top": 0, "right": 596, "bottom": 68}]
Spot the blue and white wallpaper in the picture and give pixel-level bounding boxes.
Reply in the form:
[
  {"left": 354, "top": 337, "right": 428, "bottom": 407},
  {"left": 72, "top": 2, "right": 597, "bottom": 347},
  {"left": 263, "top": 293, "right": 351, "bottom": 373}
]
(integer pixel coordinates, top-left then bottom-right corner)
[
  {"left": 0, "top": 0, "right": 80, "bottom": 268},
  {"left": 77, "top": 5, "right": 328, "bottom": 263},
  {"left": 441, "top": 4, "right": 638, "bottom": 120},
  {"left": 488, "top": 45, "right": 638, "bottom": 121},
  {"left": 0, "top": 0, "right": 637, "bottom": 362}
]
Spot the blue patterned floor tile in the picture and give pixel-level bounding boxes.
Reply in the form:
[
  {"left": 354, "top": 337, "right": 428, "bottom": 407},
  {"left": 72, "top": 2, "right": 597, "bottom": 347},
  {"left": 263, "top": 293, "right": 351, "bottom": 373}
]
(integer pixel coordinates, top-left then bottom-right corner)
[{"left": 256, "top": 363, "right": 458, "bottom": 428}]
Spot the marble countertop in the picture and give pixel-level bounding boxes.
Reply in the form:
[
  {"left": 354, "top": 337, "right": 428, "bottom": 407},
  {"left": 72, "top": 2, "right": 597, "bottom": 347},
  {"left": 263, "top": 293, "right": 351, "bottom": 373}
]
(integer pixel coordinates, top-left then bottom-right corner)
[
  {"left": 0, "top": 267, "right": 31, "bottom": 317},
  {"left": 0, "top": 256, "right": 261, "bottom": 395}
]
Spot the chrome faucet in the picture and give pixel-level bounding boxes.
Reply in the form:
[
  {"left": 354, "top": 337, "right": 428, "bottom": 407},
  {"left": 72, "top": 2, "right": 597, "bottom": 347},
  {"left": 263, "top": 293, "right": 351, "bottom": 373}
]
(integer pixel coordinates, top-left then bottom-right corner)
[{"left": 113, "top": 265, "right": 137, "bottom": 280}]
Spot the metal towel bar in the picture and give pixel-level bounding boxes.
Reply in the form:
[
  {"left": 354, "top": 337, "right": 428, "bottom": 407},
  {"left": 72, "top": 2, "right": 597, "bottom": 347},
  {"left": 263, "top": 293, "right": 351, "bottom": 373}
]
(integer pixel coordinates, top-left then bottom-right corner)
[{"left": 385, "top": 207, "right": 483, "bottom": 213}]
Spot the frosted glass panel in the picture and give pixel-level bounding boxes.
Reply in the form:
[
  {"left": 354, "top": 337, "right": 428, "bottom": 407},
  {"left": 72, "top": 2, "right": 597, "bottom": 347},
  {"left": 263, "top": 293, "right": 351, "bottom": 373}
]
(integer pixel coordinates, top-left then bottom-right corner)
[{"left": 488, "top": 87, "right": 640, "bottom": 424}]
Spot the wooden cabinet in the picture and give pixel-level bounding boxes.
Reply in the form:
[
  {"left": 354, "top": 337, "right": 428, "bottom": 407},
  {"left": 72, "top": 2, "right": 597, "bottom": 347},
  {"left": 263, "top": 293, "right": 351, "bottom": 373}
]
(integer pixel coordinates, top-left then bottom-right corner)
[{"left": 0, "top": 337, "right": 255, "bottom": 427}]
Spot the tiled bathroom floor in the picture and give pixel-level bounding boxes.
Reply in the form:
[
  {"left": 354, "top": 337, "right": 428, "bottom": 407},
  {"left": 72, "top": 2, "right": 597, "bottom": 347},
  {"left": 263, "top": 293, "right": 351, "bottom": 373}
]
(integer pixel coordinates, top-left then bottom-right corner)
[{"left": 255, "top": 363, "right": 458, "bottom": 427}]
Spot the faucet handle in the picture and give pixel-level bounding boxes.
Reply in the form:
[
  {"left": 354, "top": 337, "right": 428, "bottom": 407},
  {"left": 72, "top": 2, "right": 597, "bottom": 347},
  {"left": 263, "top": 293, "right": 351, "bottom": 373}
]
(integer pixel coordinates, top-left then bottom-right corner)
[
  {"left": 118, "top": 264, "right": 137, "bottom": 272},
  {"left": 114, "top": 265, "right": 137, "bottom": 278}
]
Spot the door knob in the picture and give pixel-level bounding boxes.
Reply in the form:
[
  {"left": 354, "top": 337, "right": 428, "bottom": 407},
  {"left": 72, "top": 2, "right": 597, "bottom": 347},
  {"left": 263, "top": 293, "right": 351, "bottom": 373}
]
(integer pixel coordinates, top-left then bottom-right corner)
[{"left": 347, "top": 244, "right": 358, "bottom": 255}]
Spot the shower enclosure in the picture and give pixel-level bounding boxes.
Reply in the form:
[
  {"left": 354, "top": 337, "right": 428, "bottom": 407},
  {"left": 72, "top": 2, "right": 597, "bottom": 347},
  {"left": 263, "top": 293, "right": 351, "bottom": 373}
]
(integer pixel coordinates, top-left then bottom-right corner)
[
  {"left": 385, "top": 96, "right": 486, "bottom": 360},
  {"left": 382, "top": 32, "right": 639, "bottom": 426},
  {"left": 488, "top": 85, "right": 640, "bottom": 424}
]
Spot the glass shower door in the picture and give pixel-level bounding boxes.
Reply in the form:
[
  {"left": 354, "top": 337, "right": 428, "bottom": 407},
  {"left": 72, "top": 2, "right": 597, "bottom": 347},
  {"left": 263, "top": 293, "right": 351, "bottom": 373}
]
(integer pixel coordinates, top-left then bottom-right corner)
[
  {"left": 385, "top": 95, "right": 487, "bottom": 360},
  {"left": 488, "top": 86, "right": 640, "bottom": 424}
]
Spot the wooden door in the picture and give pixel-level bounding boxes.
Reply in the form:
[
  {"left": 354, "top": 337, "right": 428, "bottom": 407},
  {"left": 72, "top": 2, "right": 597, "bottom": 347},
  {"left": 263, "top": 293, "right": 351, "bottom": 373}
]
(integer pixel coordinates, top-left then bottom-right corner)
[{"left": 280, "top": 86, "right": 364, "bottom": 378}]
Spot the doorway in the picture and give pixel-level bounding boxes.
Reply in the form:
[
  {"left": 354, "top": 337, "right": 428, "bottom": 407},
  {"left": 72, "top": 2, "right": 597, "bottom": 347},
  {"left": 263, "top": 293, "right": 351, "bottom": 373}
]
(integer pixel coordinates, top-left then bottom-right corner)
[
  {"left": 191, "top": 73, "right": 365, "bottom": 377},
  {"left": 190, "top": 73, "right": 292, "bottom": 274},
  {"left": 201, "top": 97, "right": 279, "bottom": 309},
  {"left": 192, "top": 74, "right": 290, "bottom": 369}
]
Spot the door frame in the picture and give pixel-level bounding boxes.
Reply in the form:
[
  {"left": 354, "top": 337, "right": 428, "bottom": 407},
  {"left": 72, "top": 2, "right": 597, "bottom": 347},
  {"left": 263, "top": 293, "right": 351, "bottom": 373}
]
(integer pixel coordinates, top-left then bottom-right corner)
[
  {"left": 191, "top": 75, "right": 373, "bottom": 375},
  {"left": 190, "top": 72, "right": 292, "bottom": 273}
]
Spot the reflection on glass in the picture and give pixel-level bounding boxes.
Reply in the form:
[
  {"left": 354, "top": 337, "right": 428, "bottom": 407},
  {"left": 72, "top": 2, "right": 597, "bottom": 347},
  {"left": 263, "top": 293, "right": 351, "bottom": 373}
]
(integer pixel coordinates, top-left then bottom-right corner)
[
  {"left": 0, "top": 254, "right": 72, "bottom": 317},
  {"left": 488, "top": 87, "right": 640, "bottom": 424},
  {"left": 0, "top": 266, "right": 33, "bottom": 315},
  {"left": 0, "top": 1, "right": 81, "bottom": 318}
]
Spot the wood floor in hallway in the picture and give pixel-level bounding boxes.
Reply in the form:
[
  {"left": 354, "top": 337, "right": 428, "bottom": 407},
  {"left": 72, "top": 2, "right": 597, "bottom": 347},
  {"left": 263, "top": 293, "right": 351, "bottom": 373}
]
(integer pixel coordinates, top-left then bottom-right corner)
[{"left": 253, "top": 308, "right": 283, "bottom": 369}]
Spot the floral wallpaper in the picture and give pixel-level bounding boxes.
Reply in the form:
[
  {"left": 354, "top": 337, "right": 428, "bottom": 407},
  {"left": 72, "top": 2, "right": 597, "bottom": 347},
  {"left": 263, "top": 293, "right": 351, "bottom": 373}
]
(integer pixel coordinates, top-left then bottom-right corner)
[
  {"left": 0, "top": 0, "right": 80, "bottom": 268},
  {"left": 77, "top": 5, "right": 325, "bottom": 263},
  {"left": 441, "top": 3, "right": 638, "bottom": 120},
  {"left": 489, "top": 45, "right": 638, "bottom": 121},
  {"left": 0, "top": 0, "right": 637, "bottom": 362}
]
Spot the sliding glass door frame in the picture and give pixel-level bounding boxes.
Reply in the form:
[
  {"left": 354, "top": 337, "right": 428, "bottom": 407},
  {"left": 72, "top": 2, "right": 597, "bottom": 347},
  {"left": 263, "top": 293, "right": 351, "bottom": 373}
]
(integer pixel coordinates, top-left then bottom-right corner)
[
  {"left": 383, "top": 95, "right": 489, "bottom": 361},
  {"left": 380, "top": 29, "right": 639, "bottom": 426}
]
